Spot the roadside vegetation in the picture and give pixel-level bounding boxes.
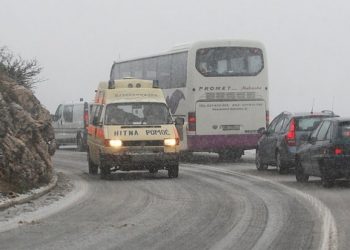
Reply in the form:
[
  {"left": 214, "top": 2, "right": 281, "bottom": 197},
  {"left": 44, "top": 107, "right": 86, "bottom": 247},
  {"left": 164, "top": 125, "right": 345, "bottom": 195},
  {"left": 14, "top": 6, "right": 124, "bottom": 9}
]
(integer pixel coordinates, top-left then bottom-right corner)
[{"left": 0, "top": 46, "right": 43, "bottom": 90}]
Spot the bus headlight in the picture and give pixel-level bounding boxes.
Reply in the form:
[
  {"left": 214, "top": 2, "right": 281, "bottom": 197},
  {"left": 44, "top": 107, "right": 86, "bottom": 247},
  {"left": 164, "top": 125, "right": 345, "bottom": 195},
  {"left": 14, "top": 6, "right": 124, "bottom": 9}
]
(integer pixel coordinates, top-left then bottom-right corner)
[
  {"left": 109, "top": 139, "right": 123, "bottom": 147},
  {"left": 164, "top": 138, "right": 177, "bottom": 146}
]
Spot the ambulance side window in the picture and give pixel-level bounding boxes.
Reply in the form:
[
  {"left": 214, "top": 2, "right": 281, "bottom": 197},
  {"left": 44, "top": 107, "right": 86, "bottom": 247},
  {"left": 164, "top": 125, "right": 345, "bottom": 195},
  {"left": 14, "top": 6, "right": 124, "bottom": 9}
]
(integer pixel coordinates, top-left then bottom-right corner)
[
  {"left": 89, "top": 105, "right": 98, "bottom": 124},
  {"left": 91, "top": 105, "right": 103, "bottom": 126}
]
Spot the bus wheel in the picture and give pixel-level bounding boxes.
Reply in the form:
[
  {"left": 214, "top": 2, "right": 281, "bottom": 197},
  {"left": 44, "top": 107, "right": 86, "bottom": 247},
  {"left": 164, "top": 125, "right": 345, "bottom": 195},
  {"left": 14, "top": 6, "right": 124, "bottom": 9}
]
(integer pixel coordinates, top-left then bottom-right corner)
[
  {"left": 218, "top": 150, "right": 238, "bottom": 161},
  {"left": 180, "top": 151, "right": 193, "bottom": 162},
  {"left": 168, "top": 163, "right": 179, "bottom": 178}
]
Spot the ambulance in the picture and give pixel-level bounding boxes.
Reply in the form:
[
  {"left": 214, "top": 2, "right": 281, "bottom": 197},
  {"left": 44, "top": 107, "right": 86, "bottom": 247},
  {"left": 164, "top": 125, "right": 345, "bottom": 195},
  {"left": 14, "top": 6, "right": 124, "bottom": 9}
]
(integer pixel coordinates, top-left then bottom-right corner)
[{"left": 87, "top": 78, "right": 183, "bottom": 179}]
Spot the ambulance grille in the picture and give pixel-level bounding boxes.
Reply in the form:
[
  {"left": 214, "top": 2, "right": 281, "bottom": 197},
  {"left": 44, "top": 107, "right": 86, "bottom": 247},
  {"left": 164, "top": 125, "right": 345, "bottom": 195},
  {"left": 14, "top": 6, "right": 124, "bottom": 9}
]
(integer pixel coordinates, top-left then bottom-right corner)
[{"left": 123, "top": 140, "right": 163, "bottom": 146}]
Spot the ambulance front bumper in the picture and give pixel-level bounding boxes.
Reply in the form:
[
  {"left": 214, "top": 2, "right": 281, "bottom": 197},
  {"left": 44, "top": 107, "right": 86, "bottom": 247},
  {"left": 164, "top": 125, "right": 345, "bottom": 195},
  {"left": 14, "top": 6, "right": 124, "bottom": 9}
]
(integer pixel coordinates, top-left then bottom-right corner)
[{"left": 101, "top": 150, "right": 179, "bottom": 170}]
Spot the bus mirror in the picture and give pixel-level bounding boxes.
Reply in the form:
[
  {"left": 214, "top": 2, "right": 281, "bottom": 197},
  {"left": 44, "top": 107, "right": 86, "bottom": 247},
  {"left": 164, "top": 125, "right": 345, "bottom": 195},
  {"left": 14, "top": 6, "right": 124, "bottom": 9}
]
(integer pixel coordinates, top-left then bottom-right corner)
[{"left": 175, "top": 117, "right": 185, "bottom": 126}]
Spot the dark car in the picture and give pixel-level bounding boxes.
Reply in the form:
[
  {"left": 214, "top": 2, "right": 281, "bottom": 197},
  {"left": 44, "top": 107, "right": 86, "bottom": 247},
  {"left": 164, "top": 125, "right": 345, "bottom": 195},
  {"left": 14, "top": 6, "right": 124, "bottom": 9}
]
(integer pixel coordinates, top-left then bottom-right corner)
[
  {"left": 295, "top": 117, "right": 350, "bottom": 187},
  {"left": 256, "top": 111, "right": 337, "bottom": 174}
]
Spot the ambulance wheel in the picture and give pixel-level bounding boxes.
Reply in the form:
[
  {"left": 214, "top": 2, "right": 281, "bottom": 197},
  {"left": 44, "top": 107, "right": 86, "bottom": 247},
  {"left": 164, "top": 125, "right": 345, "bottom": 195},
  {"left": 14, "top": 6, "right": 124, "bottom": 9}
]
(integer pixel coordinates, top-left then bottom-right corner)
[
  {"left": 100, "top": 157, "right": 111, "bottom": 180},
  {"left": 168, "top": 163, "right": 179, "bottom": 178},
  {"left": 100, "top": 165, "right": 111, "bottom": 180},
  {"left": 87, "top": 149, "right": 98, "bottom": 175},
  {"left": 88, "top": 158, "right": 98, "bottom": 175}
]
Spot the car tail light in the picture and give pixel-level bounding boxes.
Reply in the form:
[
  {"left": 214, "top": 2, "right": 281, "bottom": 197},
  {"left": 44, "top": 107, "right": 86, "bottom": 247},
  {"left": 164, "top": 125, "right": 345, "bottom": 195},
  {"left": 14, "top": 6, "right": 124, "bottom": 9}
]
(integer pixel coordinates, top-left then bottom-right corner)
[
  {"left": 188, "top": 112, "right": 196, "bottom": 131},
  {"left": 285, "top": 118, "right": 296, "bottom": 146},
  {"left": 335, "top": 147, "right": 343, "bottom": 155}
]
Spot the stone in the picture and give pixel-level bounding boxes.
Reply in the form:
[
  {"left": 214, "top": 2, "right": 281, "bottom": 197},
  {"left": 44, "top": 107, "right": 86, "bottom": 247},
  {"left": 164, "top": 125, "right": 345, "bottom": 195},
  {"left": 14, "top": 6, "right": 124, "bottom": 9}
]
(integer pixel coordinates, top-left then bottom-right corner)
[{"left": 0, "top": 73, "right": 55, "bottom": 191}]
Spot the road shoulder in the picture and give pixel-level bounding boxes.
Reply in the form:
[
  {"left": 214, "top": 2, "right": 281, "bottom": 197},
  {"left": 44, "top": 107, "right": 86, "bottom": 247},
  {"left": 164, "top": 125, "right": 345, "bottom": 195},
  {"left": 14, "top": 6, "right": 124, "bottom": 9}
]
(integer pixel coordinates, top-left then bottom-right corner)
[{"left": 0, "top": 173, "right": 58, "bottom": 210}]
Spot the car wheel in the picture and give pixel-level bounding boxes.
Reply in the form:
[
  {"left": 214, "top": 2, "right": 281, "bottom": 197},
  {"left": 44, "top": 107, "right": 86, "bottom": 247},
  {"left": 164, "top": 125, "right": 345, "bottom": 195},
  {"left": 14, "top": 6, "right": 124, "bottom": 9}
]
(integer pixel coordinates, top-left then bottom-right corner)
[
  {"left": 77, "top": 137, "right": 85, "bottom": 152},
  {"left": 321, "top": 175, "right": 335, "bottom": 188},
  {"left": 168, "top": 163, "right": 179, "bottom": 178},
  {"left": 149, "top": 168, "right": 158, "bottom": 174},
  {"left": 276, "top": 151, "right": 287, "bottom": 174},
  {"left": 295, "top": 160, "right": 309, "bottom": 182},
  {"left": 256, "top": 149, "right": 268, "bottom": 171}
]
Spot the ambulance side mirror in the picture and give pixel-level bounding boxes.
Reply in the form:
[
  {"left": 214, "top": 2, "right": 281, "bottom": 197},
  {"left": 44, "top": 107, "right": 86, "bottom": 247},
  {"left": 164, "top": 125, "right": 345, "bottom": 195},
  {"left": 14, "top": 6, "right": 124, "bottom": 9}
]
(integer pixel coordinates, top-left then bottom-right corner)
[{"left": 175, "top": 117, "right": 184, "bottom": 126}]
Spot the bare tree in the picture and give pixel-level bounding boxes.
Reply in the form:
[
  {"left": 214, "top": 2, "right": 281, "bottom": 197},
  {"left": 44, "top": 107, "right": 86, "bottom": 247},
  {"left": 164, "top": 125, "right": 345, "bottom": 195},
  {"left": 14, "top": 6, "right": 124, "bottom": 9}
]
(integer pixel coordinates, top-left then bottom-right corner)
[{"left": 0, "top": 46, "right": 44, "bottom": 90}]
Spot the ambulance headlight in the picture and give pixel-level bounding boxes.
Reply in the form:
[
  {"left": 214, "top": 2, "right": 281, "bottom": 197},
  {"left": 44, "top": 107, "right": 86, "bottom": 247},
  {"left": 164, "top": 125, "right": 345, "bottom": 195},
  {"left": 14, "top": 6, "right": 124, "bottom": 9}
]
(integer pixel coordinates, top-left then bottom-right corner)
[
  {"left": 109, "top": 139, "right": 123, "bottom": 147},
  {"left": 164, "top": 138, "right": 177, "bottom": 146}
]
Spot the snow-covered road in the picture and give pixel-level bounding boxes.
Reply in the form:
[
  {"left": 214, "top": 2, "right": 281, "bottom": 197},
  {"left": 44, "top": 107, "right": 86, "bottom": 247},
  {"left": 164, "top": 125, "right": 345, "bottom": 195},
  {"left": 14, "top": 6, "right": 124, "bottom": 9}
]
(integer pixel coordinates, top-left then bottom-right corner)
[{"left": 0, "top": 150, "right": 338, "bottom": 249}]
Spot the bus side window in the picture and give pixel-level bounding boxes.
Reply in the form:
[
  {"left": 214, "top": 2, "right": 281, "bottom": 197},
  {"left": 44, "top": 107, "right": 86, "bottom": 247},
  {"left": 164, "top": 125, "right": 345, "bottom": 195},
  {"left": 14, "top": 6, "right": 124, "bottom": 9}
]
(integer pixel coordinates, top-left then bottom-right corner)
[
  {"left": 171, "top": 52, "right": 187, "bottom": 88},
  {"left": 157, "top": 55, "right": 171, "bottom": 89}
]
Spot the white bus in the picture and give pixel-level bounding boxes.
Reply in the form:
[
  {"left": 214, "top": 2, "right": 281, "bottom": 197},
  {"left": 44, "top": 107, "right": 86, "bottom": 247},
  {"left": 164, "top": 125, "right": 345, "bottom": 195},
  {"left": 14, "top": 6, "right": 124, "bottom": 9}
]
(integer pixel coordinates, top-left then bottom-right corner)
[{"left": 110, "top": 40, "right": 269, "bottom": 159}]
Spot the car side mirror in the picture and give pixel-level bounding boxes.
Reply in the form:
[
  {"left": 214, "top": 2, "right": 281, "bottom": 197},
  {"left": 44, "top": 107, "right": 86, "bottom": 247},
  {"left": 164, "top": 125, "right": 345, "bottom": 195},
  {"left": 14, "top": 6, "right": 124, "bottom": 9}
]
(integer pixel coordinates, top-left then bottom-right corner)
[
  {"left": 175, "top": 117, "right": 185, "bottom": 126},
  {"left": 309, "top": 136, "right": 316, "bottom": 144},
  {"left": 257, "top": 127, "right": 266, "bottom": 135}
]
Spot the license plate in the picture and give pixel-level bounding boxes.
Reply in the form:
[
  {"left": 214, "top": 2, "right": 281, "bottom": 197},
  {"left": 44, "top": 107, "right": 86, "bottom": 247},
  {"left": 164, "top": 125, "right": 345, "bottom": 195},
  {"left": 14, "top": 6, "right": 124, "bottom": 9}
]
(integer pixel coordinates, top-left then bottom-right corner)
[{"left": 221, "top": 125, "right": 240, "bottom": 131}]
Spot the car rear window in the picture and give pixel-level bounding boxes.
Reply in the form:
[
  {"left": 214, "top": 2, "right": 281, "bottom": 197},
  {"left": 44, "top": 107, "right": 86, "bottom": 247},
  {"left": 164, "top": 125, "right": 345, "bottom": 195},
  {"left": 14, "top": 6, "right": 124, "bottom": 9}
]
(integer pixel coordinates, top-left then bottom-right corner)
[
  {"left": 339, "top": 122, "right": 350, "bottom": 139},
  {"left": 295, "top": 117, "right": 325, "bottom": 131}
]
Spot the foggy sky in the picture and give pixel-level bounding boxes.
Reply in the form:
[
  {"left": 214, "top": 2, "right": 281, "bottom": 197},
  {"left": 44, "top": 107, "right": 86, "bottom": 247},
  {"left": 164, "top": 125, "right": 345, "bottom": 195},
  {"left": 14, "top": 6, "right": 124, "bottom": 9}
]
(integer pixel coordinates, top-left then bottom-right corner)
[{"left": 1, "top": 0, "right": 350, "bottom": 118}]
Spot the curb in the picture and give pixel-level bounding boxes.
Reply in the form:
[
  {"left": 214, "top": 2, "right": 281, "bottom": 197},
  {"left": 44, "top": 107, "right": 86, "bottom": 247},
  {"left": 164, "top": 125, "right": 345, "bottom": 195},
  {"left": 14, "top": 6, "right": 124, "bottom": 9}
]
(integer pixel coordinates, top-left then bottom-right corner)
[{"left": 0, "top": 173, "right": 58, "bottom": 210}]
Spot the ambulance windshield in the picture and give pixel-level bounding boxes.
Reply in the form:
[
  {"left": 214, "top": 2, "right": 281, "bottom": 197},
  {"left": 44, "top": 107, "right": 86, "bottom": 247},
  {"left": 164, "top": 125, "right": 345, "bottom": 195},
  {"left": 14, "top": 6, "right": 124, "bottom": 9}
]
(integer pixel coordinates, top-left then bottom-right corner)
[{"left": 105, "top": 102, "right": 173, "bottom": 125}]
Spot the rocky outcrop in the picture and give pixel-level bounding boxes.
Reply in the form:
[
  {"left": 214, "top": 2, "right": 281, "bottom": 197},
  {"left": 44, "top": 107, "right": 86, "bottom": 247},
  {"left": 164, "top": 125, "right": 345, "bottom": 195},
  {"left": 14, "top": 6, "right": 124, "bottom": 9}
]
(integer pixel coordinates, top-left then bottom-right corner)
[{"left": 0, "top": 73, "right": 55, "bottom": 191}]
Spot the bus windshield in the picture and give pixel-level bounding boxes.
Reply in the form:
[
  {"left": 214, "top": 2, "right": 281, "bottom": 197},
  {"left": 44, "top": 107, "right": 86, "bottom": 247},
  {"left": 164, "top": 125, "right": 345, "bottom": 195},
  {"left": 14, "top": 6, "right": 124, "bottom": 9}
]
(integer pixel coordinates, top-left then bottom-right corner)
[
  {"left": 105, "top": 102, "right": 173, "bottom": 125},
  {"left": 196, "top": 47, "right": 264, "bottom": 77}
]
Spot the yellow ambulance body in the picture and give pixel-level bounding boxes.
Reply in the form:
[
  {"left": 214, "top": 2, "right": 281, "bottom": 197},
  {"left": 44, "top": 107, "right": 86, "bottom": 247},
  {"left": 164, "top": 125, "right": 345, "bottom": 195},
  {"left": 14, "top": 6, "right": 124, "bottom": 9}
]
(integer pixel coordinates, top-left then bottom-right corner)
[{"left": 87, "top": 78, "right": 181, "bottom": 179}]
